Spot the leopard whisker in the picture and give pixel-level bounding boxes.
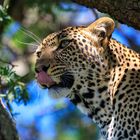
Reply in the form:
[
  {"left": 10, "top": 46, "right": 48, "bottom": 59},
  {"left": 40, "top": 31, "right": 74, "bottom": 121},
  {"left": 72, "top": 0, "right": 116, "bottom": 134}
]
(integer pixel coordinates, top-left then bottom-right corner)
[
  {"left": 20, "top": 27, "right": 41, "bottom": 44},
  {"left": 20, "top": 27, "right": 42, "bottom": 42},
  {"left": 15, "top": 39, "right": 39, "bottom": 47}
]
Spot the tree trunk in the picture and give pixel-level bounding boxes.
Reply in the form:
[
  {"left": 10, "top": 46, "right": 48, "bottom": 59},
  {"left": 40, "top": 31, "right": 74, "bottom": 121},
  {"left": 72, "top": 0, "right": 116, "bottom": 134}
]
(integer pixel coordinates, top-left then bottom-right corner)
[
  {"left": 0, "top": 102, "right": 19, "bottom": 140},
  {"left": 0, "top": 0, "right": 4, "bottom": 5},
  {"left": 72, "top": 0, "right": 140, "bottom": 30}
]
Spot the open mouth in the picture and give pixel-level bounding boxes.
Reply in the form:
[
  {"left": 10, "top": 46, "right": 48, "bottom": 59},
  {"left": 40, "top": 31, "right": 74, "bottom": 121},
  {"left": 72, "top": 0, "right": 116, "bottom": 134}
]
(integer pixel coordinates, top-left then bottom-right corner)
[{"left": 36, "top": 71, "right": 74, "bottom": 89}]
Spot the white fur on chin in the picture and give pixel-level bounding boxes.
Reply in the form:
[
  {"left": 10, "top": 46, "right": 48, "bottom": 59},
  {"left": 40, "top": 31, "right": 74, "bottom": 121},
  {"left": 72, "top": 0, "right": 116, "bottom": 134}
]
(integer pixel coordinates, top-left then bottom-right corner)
[{"left": 48, "top": 87, "right": 70, "bottom": 98}]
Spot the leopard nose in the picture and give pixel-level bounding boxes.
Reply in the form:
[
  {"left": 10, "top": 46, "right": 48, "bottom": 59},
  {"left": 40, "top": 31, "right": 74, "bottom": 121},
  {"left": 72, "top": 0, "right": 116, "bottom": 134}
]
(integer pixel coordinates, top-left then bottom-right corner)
[
  {"left": 35, "top": 64, "right": 50, "bottom": 73},
  {"left": 42, "top": 65, "right": 50, "bottom": 72}
]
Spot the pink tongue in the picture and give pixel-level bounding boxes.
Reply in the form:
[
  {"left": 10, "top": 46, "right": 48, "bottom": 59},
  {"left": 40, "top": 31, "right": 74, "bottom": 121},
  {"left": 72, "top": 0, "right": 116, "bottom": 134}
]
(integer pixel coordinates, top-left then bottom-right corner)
[{"left": 37, "top": 71, "right": 55, "bottom": 87}]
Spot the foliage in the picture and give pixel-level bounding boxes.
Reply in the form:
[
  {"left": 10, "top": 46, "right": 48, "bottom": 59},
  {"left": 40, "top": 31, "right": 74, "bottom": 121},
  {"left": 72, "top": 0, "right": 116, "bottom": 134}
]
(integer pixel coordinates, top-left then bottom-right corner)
[
  {"left": 0, "top": 4, "right": 11, "bottom": 25},
  {"left": 0, "top": 64, "right": 29, "bottom": 112}
]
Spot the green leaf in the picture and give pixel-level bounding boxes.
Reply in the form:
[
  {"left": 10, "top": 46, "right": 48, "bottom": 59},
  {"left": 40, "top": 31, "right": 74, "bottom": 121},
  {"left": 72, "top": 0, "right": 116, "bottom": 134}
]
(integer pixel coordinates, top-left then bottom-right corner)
[{"left": 0, "top": 94, "right": 6, "bottom": 98}]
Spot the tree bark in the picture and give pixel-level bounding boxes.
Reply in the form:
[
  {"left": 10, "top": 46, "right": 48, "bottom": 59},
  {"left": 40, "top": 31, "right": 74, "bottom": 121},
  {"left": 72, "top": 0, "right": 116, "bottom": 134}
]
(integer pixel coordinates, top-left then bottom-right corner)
[
  {"left": 0, "top": 102, "right": 19, "bottom": 140},
  {"left": 0, "top": 0, "right": 4, "bottom": 5},
  {"left": 72, "top": 0, "right": 140, "bottom": 30}
]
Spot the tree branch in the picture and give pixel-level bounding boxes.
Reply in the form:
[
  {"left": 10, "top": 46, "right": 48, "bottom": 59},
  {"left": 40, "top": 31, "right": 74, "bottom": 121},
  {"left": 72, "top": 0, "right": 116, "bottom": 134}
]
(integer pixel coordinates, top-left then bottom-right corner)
[
  {"left": 72, "top": 0, "right": 140, "bottom": 30},
  {"left": 0, "top": 102, "right": 19, "bottom": 140}
]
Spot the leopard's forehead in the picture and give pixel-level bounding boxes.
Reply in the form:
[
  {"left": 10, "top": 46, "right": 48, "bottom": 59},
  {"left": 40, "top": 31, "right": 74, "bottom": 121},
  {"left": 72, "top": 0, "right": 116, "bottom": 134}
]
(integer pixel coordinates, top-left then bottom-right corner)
[
  {"left": 58, "top": 26, "right": 83, "bottom": 38},
  {"left": 41, "top": 32, "right": 59, "bottom": 47},
  {"left": 43, "top": 26, "right": 85, "bottom": 42}
]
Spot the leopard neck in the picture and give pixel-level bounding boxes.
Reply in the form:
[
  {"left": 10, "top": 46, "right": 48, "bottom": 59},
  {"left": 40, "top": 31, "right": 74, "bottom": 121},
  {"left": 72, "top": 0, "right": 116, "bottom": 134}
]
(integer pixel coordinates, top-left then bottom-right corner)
[
  {"left": 67, "top": 39, "right": 130, "bottom": 139},
  {"left": 67, "top": 53, "right": 113, "bottom": 138}
]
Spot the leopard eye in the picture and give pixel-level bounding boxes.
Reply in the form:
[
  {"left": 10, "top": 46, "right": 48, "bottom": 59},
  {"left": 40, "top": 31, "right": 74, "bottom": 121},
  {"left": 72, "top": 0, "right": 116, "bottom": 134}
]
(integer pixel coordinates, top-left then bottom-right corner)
[{"left": 59, "top": 40, "right": 71, "bottom": 49}]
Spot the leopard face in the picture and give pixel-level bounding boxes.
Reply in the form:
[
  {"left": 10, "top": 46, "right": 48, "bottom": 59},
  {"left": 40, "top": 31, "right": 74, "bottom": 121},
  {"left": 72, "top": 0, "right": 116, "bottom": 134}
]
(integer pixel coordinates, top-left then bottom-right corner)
[{"left": 35, "top": 17, "right": 114, "bottom": 98}]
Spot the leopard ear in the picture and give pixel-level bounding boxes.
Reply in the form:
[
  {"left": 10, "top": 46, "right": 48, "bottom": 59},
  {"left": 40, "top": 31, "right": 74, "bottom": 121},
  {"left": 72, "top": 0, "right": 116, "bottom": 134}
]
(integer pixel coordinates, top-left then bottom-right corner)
[{"left": 87, "top": 17, "right": 115, "bottom": 47}]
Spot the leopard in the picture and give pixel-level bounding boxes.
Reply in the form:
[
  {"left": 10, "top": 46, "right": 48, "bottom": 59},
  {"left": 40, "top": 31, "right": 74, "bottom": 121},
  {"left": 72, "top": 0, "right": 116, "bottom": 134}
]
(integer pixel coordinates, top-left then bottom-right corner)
[{"left": 35, "top": 17, "right": 140, "bottom": 140}]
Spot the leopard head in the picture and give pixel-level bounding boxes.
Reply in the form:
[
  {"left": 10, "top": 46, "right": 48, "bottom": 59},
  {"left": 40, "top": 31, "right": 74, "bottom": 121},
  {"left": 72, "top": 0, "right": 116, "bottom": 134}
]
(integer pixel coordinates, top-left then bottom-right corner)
[{"left": 35, "top": 17, "right": 115, "bottom": 98}]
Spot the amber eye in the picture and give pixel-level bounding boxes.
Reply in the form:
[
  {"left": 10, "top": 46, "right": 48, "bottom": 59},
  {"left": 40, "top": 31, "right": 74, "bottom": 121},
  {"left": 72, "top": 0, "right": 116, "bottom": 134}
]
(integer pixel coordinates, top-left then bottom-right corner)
[{"left": 59, "top": 40, "right": 71, "bottom": 49}]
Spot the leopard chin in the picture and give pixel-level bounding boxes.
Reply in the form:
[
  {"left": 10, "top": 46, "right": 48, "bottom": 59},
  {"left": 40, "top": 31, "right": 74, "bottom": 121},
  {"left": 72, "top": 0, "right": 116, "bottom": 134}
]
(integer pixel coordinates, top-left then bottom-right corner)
[{"left": 48, "top": 87, "right": 71, "bottom": 98}]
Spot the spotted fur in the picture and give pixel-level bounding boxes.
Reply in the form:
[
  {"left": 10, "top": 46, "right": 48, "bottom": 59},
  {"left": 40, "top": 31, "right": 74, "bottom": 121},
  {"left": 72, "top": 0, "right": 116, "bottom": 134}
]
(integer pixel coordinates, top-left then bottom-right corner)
[{"left": 35, "top": 17, "right": 140, "bottom": 140}]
